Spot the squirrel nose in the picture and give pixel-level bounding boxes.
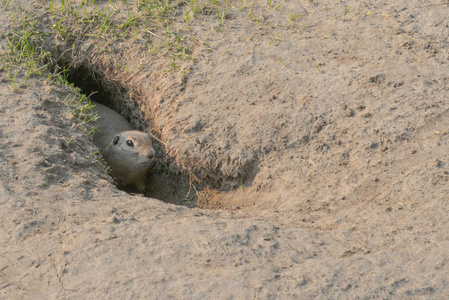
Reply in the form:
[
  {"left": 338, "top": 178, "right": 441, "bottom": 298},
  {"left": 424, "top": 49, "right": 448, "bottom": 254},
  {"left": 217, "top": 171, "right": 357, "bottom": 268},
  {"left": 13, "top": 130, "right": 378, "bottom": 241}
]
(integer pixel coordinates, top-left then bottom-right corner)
[{"left": 147, "top": 149, "right": 155, "bottom": 159}]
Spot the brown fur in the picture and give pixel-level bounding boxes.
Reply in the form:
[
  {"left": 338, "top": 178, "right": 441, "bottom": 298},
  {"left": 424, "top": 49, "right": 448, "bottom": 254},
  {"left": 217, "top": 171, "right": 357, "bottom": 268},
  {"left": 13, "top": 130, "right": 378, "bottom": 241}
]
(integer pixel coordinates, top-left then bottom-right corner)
[{"left": 92, "top": 102, "right": 155, "bottom": 191}]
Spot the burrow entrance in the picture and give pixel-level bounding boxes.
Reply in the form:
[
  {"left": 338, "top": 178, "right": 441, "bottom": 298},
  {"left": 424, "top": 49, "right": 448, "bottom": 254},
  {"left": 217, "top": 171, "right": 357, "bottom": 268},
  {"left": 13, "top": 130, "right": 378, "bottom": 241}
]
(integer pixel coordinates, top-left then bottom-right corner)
[{"left": 64, "top": 65, "right": 199, "bottom": 207}]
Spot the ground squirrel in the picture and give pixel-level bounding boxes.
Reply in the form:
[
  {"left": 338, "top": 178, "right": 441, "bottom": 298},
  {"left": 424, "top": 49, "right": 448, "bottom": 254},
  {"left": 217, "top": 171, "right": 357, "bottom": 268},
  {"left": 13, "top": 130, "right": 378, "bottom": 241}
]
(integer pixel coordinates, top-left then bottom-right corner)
[{"left": 92, "top": 102, "right": 155, "bottom": 191}]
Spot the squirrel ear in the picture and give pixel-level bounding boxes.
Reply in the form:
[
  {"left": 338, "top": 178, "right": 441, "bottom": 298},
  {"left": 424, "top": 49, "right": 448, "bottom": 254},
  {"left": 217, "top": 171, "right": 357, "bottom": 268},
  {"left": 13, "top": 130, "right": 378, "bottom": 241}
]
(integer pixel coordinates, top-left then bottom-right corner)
[{"left": 112, "top": 135, "right": 120, "bottom": 145}]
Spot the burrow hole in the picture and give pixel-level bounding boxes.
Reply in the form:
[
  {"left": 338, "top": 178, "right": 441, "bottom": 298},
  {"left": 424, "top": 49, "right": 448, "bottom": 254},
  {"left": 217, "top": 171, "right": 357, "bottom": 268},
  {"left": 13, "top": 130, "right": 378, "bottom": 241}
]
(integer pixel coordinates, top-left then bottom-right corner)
[{"left": 65, "top": 66, "right": 199, "bottom": 207}]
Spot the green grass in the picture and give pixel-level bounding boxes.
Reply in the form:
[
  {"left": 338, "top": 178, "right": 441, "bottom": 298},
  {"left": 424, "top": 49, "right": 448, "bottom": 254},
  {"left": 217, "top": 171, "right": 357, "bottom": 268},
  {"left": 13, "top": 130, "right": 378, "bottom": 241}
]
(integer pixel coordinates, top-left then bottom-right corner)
[
  {"left": 274, "top": 0, "right": 284, "bottom": 10},
  {"left": 1, "top": 0, "right": 209, "bottom": 86},
  {"left": 0, "top": 0, "right": 317, "bottom": 99},
  {"left": 1, "top": 18, "right": 50, "bottom": 90},
  {"left": 0, "top": 5, "right": 99, "bottom": 132},
  {"left": 0, "top": 0, "right": 320, "bottom": 94},
  {"left": 0, "top": 0, "right": 240, "bottom": 136}
]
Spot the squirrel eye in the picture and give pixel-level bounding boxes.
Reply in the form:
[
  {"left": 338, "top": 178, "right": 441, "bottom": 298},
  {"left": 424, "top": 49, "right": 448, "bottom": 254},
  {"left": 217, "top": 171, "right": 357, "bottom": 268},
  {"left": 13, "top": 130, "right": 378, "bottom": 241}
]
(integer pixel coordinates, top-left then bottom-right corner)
[{"left": 126, "top": 140, "right": 134, "bottom": 147}]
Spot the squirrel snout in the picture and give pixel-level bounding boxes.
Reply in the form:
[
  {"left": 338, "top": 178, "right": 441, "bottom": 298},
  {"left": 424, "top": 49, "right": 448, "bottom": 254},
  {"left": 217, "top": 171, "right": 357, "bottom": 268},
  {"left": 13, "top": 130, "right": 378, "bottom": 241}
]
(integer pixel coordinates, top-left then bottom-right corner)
[{"left": 147, "top": 148, "right": 156, "bottom": 159}]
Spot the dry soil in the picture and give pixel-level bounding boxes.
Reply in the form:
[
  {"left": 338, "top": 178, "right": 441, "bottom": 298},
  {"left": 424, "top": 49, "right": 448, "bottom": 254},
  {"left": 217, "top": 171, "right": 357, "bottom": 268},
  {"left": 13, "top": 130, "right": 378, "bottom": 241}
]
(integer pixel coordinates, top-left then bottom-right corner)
[{"left": 1, "top": 0, "right": 449, "bottom": 298}]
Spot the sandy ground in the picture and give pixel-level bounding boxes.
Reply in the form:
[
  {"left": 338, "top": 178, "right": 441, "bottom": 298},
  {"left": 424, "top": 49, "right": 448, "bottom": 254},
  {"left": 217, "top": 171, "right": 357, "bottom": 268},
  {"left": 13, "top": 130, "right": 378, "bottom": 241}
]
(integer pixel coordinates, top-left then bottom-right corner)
[{"left": 1, "top": 0, "right": 449, "bottom": 298}]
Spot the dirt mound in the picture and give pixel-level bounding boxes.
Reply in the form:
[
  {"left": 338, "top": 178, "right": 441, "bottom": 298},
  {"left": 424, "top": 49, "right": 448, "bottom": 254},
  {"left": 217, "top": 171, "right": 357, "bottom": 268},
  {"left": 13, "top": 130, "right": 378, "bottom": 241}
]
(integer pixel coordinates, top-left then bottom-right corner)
[{"left": 1, "top": 0, "right": 449, "bottom": 298}]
